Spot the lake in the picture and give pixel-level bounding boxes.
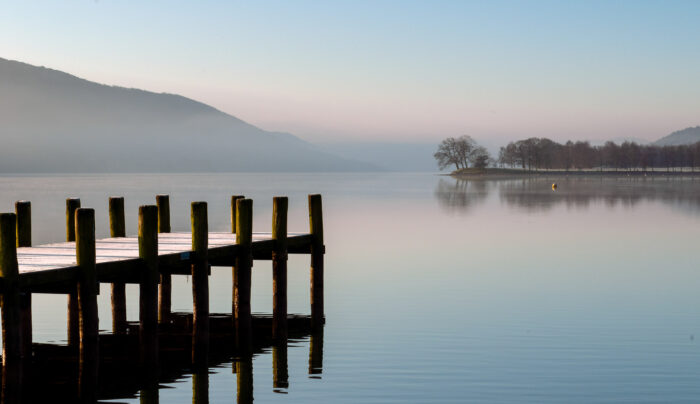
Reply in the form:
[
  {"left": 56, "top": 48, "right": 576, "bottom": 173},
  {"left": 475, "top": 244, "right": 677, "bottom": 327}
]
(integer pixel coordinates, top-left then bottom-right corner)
[{"left": 2, "top": 172, "right": 700, "bottom": 403}]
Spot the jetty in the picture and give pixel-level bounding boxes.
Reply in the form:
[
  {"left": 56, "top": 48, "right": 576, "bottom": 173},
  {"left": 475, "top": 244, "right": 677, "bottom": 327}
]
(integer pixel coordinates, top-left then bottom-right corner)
[{"left": 0, "top": 194, "right": 325, "bottom": 403}]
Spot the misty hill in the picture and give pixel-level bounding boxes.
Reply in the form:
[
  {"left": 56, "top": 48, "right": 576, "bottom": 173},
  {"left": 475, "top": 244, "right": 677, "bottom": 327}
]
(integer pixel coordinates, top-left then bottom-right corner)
[
  {"left": 654, "top": 126, "right": 700, "bottom": 147},
  {"left": 0, "top": 57, "right": 375, "bottom": 172}
]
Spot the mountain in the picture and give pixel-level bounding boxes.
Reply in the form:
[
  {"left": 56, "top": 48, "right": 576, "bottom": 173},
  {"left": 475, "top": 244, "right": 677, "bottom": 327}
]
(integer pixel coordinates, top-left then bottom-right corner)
[
  {"left": 0, "top": 57, "right": 376, "bottom": 172},
  {"left": 653, "top": 126, "right": 700, "bottom": 146}
]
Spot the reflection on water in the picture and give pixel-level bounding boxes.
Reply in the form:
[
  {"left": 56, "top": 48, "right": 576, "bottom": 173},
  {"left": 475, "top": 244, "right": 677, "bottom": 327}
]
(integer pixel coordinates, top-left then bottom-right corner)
[
  {"left": 7, "top": 173, "right": 700, "bottom": 403},
  {"left": 15, "top": 313, "right": 323, "bottom": 403},
  {"left": 436, "top": 177, "right": 700, "bottom": 213}
]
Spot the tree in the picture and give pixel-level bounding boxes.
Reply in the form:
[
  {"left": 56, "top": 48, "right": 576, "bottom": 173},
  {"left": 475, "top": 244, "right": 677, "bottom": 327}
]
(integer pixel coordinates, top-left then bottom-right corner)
[{"left": 434, "top": 135, "right": 482, "bottom": 170}]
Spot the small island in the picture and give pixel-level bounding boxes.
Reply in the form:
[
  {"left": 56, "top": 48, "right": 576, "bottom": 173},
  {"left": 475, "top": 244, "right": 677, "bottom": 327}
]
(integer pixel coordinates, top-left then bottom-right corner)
[{"left": 435, "top": 129, "right": 700, "bottom": 178}]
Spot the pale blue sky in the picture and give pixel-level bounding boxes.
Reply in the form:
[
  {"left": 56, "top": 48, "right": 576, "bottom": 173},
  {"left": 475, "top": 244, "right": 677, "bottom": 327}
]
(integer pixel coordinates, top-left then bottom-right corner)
[{"left": 1, "top": 0, "right": 699, "bottom": 144}]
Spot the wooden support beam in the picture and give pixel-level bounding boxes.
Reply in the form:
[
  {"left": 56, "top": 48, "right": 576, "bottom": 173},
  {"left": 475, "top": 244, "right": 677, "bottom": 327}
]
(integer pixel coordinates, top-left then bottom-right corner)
[
  {"left": 138, "top": 205, "right": 159, "bottom": 366},
  {"left": 191, "top": 201, "right": 209, "bottom": 365},
  {"left": 1, "top": 213, "right": 22, "bottom": 403},
  {"left": 15, "top": 201, "right": 32, "bottom": 363},
  {"left": 75, "top": 208, "right": 98, "bottom": 403},
  {"left": 66, "top": 198, "right": 81, "bottom": 347},
  {"left": 109, "top": 196, "right": 127, "bottom": 335},
  {"left": 308, "top": 194, "right": 325, "bottom": 329},
  {"left": 234, "top": 198, "right": 253, "bottom": 352},
  {"left": 272, "top": 196, "right": 288, "bottom": 341},
  {"left": 230, "top": 195, "right": 244, "bottom": 320},
  {"left": 230, "top": 195, "right": 245, "bottom": 234},
  {"left": 157, "top": 194, "right": 172, "bottom": 325}
]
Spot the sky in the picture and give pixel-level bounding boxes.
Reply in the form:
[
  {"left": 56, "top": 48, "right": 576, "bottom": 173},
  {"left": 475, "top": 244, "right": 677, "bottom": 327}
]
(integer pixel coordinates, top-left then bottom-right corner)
[{"left": 1, "top": 0, "right": 699, "bottom": 145}]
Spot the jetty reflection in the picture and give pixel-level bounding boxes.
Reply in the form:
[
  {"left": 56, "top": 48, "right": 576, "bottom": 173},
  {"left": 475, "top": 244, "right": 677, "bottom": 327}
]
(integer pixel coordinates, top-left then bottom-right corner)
[
  {"left": 436, "top": 177, "right": 700, "bottom": 213},
  {"left": 17, "top": 312, "right": 324, "bottom": 403}
]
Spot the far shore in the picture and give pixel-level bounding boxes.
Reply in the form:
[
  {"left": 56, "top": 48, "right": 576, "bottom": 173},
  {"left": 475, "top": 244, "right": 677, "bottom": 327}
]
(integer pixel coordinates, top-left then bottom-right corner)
[{"left": 449, "top": 167, "right": 700, "bottom": 179}]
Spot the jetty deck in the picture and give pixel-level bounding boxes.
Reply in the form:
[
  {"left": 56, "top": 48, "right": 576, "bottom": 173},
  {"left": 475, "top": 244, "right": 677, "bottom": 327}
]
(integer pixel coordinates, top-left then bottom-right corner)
[
  {"left": 0, "top": 193, "right": 325, "bottom": 404},
  {"left": 14, "top": 231, "right": 313, "bottom": 290}
]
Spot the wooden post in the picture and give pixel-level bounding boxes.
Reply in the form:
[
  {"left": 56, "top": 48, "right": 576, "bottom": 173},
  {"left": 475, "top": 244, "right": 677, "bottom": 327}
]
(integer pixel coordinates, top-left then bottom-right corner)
[
  {"left": 0, "top": 213, "right": 22, "bottom": 403},
  {"left": 66, "top": 198, "right": 81, "bottom": 346},
  {"left": 75, "top": 208, "right": 98, "bottom": 402},
  {"left": 139, "top": 205, "right": 159, "bottom": 365},
  {"left": 272, "top": 197, "right": 288, "bottom": 341},
  {"left": 156, "top": 195, "right": 172, "bottom": 324},
  {"left": 230, "top": 195, "right": 244, "bottom": 317},
  {"left": 15, "top": 201, "right": 32, "bottom": 362},
  {"left": 230, "top": 195, "right": 245, "bottom": 234},
  {"left": 234, "top": 199, "right": 253, "bottom": 351},
  {"left": 191, "top": 201, "right": 209, "bottom": 365},
  {"left": 308, "top": 194, "right": 324, "bottom": 329},
  {"left": 109, "top": 197, "right": 127, "bottom": 335}
]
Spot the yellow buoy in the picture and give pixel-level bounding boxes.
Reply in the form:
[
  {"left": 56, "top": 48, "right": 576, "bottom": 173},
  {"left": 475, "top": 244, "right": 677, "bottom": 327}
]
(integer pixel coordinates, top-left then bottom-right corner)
[{"left": 552, "top": 183, "right": 558, "bottom": 190}]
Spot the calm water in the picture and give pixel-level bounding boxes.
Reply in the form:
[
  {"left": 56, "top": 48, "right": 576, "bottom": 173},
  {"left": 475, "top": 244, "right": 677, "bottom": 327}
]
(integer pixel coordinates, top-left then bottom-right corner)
[{"left": 2, "top": 173, "right": 700, "bottom": 403}]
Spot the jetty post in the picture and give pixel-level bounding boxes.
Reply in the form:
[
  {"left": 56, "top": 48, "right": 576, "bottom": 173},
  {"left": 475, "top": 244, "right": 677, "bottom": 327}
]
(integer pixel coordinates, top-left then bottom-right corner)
[
  {"left": 15, "top": 201, "right": 32, "bottom": 361},
  {"left": 308, "top": 194, "right": 324, "bottom": 329},
  {"left": 272, "top": 196, "right": 288, "bottom": 341},
  {"left": 66, "top": 198, "right": 81, "bottom": 346},
  {"left": 139, "top": 205, "right": 159, "bottom": 365},
  {"left": 75, "top": 208, "right": 98, "bottom": 402},
  {"left": 191, "top": 202, "right": 209, "bottom": 365},
  {"left": 1, "top": 213, "right": 22, "bottom": 403},
  {"left": 230, "top": 195, "right": 244, "bottom": 316},
  {"left": 234, "top": 199, "right": 253, "bottom": 350},
  {"left": 109, "top": 197, "right": 127, "bottom": 334},
  {"left": 156, "top": 195, "right": 171, "bottom": 324}
]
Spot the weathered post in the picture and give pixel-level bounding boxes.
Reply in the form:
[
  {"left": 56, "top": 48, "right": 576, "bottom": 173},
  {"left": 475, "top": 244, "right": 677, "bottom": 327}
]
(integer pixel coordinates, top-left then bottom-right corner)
[
  {"left": 15, "top": 201, "right": 32, "bottom": 361},
  {"left": 75, "top": 208, "right": 98, "bottom": 402},
  {"left": 156, "top": 194, "right": 172, "bottom": 324},
  {"left": 139, "top": 205, "right": 159, "bottom": 366},
  {"left": 234, "top": 199, "right": 253, "bottom": 350},
  {"left": 308, "top": 194, "right": 324, "bottom": 329},
  {"left": 272, "top": 197, "right": 288, "bottom": 341},
  {"left": 66, "top": 198, "right": 81, "bottom": 346},
  {"left": 230, "top": 195, "right": 244, "bottom": 317},
  {"left": 109, "top": 197, "right": 127, "bottom": 335},
  {"left": 191, "top": 201, "right": 209, "bottom": 365},
  {"left": 1, "top": 213, "right": 22, "bottom": 403}
]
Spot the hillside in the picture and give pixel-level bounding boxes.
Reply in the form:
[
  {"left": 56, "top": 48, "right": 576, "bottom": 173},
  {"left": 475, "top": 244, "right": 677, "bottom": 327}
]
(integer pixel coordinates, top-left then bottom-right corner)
[
  {"left": 0, "top": 57, "right": 375, "bottom": 172},
  {"left": 653, "top": 126, "right": 700, "bottom": 146}
]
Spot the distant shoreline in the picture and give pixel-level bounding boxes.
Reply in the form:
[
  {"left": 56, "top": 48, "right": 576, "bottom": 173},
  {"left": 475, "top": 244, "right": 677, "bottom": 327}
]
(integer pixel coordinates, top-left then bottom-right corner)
[{"left": 449, "top": 167, "right": 700, "bottom": 179}]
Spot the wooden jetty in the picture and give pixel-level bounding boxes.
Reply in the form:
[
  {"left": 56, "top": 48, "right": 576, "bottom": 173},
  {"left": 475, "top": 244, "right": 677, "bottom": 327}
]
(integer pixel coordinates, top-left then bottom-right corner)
[{"left": 0, "top": 194, "right": 325, "bottom": 403}]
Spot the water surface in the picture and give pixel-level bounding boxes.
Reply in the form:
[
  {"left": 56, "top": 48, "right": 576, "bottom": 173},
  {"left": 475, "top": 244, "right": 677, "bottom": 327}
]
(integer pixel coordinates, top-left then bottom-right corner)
[{"left": 2, "top": 173, "right": 700, "bottom": 403}]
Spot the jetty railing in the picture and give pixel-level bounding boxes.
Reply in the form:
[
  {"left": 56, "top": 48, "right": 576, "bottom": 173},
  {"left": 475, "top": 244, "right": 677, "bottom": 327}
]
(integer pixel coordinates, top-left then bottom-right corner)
[{"left": 0, "top": 194, "right": 325, "bottom": 403}]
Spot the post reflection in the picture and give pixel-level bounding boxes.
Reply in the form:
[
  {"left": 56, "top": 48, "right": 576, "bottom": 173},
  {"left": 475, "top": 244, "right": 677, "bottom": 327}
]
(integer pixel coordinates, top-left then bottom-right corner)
[
  {"left": 235, "top": 355, "right": 253, "bottom": 404},
  {"left": 8, "top": 313, "right": 324, "bottom": 402},
  {"left": 192, "top": 368, "right": 209, "bottom": 404},
  {"left": 272, "top": 342, "right": 289, "bottom": 391},
  {"left": 308, "top": 328, "right": 324, "bottom": 378}
]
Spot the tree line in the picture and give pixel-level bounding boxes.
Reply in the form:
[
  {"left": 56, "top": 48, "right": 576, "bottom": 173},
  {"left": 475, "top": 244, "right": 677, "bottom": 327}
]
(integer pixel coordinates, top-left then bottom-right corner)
[
  {"left": 498, "top": 138, "right": 700, "bottom": 171},
  {"left": 434, "top": 136, "right": 700, "bottom": 172}
]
